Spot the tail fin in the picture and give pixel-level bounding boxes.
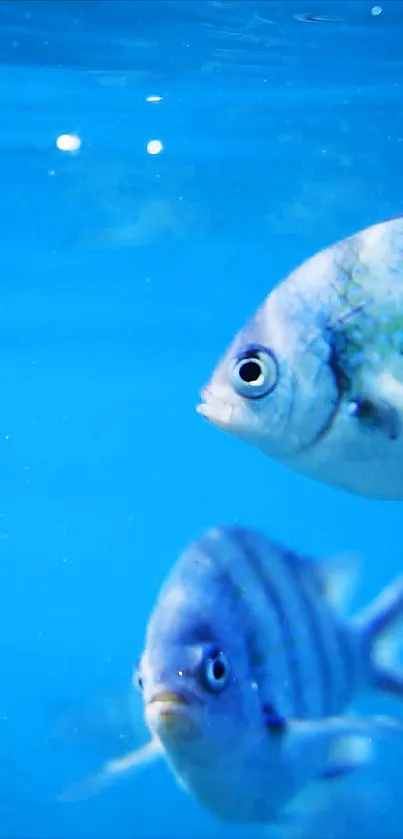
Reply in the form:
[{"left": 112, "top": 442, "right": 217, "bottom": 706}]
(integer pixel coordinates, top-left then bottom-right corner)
[{"left": 352, "top": 576, "right": 403, "bottom": 699}]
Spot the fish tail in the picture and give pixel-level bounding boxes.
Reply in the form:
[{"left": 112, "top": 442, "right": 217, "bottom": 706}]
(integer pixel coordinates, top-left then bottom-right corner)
[{"left": 352, "top": 576, "right": 403, "bottom": 699}]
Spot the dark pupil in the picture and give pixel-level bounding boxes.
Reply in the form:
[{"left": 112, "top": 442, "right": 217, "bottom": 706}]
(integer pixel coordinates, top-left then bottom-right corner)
[
  {"left": 239, "top": 359, "right": 262, "bottom": 383},
  {"left": 212, "top": 658, "right": 226, "bottom": 681}
]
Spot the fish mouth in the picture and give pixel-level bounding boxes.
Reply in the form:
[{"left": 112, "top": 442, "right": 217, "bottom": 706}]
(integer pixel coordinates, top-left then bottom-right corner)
[
  {"left": 148, "top": 691, "right": 190, "bottom": 707},
  {"left": 196, "top": 387, "right": 234, "bottom": 427},
  {"left": 146, "top": 691, "right": 201, "bottom": 740}
]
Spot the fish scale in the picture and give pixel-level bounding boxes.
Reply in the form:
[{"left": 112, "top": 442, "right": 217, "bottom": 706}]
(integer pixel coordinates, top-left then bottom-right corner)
[{"left": 331, "top": 245, "right": 403, "bottom": 372}]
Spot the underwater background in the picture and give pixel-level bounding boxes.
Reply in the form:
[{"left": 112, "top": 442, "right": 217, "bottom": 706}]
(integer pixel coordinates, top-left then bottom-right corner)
[{"left": 1, "top": 0, "right": 403, "bottom": 837}]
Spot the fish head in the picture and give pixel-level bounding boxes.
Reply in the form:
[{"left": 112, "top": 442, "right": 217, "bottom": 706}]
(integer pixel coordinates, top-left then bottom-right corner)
[
  {"left": 136, "top": 630, "right": 282, "bottom": 823},
  {"left": 197, "top": 286, "right": 340, "bottom": 458},
  {"left": 137, "top": 641, "right": 239, "bottom": 750},
  {"left": 131, "top": 527, "right": 301, "bottom": 823},
  {"left": 135, "top": 550, "right": 260, "bottom": 762}
]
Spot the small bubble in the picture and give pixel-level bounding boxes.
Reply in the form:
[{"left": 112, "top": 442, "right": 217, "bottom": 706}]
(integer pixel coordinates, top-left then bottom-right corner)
[
  {"left": 371, "top": 5, "right": 382, "bottom": 15},
  {"left": 146, "top": 139, "right": 163, "bottom": 155},
  {"left": 56, "top": 133, "right": 81, "bottom": 152}
]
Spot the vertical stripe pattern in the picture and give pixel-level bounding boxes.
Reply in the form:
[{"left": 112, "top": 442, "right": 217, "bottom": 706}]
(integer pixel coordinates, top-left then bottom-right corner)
[{"left": 201, "top": 526, "right": 357, "bottom": 720}]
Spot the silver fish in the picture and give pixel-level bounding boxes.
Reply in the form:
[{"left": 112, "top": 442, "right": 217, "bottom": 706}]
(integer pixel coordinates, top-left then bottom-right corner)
[
  {"left": 197, "top": 218, "right": 403, "bottom": 499},
  {"left": 60, "top": 525, "right": 403, "bottom": 825}
]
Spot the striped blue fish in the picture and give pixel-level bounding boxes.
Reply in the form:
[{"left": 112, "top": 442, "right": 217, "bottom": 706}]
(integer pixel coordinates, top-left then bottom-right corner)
[{"left": 60, "top": 526, "right": 403, "bottom": 824}]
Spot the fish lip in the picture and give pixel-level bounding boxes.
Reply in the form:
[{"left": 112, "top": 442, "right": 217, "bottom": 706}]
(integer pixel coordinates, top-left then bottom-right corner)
[
  {"left": 196, "top": 387, "right": 235, "bottom": 426},
  {"left": 196, "top": 386, "right": 212, "bottom": 414},
  {"left": 148, "top": 691, "right": 189, "bottom": 706},
  {"left": 147, "top": 692, "right": 202, "bottom": 742},
  {"left": 148, "top": 689, "right": 204, "bottom": 707}
]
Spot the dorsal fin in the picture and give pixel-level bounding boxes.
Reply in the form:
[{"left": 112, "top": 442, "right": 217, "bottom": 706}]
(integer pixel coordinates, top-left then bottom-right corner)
[{"left": 315, "top": 552, "right": 361, "bottom": 614}]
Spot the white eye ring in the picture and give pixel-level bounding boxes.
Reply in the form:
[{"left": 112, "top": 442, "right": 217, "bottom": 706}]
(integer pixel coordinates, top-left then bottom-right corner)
[
  {"left": 204, "top": 650, "right": 230, "bottom": 692},
  {"left": 230, "top": 345, "right": 279, "bottom": 399}
]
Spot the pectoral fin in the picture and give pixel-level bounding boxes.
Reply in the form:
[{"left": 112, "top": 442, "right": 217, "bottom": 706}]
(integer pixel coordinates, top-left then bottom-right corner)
[
  {"left": 349, "top": 368, "right": 403, "bottom": 440},
  {"left": 284, "top": 714, "right": 403, "bottom": 786},
  {"left": 319, "top": 735, "right": 372, "bottom": 780},
  {"left": 315, "top": 552, "right": 361, "bottom": 614},
  {"left": 58, "top": 738, "right": 162, "bottom": 803},
  {"left": 289, "top": 712, "right": 403, "bottom": 744},
  {"left": 348, "top": 397, "right": 400, "bottom": 440}
]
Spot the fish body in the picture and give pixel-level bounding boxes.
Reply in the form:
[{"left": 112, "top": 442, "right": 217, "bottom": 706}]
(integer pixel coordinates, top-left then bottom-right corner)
[
  {"left": 197, "top": 218, "right": 403, "bottom": 499},
  {"left": 62, "top": 526, "right": 403, "bottom": 824}
]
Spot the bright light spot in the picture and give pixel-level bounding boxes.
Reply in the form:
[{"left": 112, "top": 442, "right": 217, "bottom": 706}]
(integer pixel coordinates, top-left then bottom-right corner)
[
  {"left": 147, "top": 139, "right": 163, "bottom": 155},
  {"left": 146, "top": 95, "right": 162, "bottom": 102},
  {"left": 56, "top": 133, "right": 81, "bottom": 152},
  {"left": 371, "top": 5, "right": 382, "bottom": 15}
]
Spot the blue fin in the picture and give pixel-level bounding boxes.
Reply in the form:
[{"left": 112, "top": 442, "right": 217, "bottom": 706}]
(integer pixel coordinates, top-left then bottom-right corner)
[
  {"left": 284, "top": 714, "right": 403, "bottom": 791},
  {"left": 315, "top": 552, "right": 360, "bottom": 614},
  {"left": 348, "top": 397, "right": 400, "bottom": 441},
  {"left": 49, "top": 683, "right": 143, "bottom": 759},
  {"left": 58, "top": 738, "right": 162, "bottom": 802},
  {"left": 319, "top": 736, "right": 372, "bottom": 780},
  {"left": 352, "top": 576, "right": 403, "bottom": 699}
]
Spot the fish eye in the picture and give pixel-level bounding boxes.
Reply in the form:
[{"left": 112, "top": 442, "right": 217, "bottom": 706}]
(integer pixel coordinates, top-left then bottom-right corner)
[
  {"left": 230, "top": 344, "right": 279, "bottom": 400},
  {"left": 203, "top": 648, "right": 230, "bottom": 692},
  {"left": 134, "top": 669, "right": 144, "bottom": 693}
]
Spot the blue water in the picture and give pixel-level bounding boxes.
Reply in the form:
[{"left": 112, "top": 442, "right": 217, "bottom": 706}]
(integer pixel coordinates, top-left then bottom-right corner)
[{"left": 1, "top": 1, "right": 403, "bottom": 837}]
